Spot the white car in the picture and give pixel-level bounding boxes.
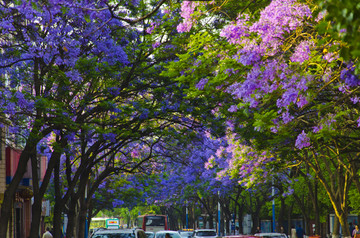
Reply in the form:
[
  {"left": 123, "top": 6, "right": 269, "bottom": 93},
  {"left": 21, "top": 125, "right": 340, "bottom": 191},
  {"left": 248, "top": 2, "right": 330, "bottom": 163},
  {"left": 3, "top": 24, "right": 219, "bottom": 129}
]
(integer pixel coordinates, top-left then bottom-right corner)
[
  {"left": 91, "top": 228, "right": 146, "bottom": 238},
  {"left": 193, "top": 229, "right": 217, "bottom": 238},
  {"left": 155, "top": 231, "right": 183, "bottom": 238},
  {"left": 254, "top": 233, "right": 288, "bottom": 238}
]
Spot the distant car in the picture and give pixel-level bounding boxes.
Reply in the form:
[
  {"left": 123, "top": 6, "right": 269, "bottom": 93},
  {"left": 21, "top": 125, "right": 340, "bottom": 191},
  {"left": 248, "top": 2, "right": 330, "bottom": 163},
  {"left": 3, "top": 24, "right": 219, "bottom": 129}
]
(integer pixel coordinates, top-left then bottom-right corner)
[
  {"left": 91, "top": 228, "right": 146, "bottom": 238},
  {"left": 224, "top": 236, "right": 257, "bottom": 238},
  {"left": 146, "top": 231, "right": 155, "bottom": 238},
  {"left": 193, "top": 229, "right": 217, "bottom": 238},
  {"left": 179, "top": 230, "right": 194, "bottom": 238},
  {"left": 155, "top": 230, "right": 183, "bottom": 238},
  {"left": 254, "top": 233, "right": 288, "bottom": 238}
]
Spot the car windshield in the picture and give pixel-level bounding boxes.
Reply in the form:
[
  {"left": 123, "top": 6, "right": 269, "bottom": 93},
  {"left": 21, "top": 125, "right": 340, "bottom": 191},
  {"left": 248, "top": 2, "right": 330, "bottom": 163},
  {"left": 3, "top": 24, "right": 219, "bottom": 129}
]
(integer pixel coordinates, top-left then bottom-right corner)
[
  {"left": 196, "top": 231, "right": 216, "bottom": 236},
  {"left": 92, "top": 233, "right": 136, "bottom": 238}
]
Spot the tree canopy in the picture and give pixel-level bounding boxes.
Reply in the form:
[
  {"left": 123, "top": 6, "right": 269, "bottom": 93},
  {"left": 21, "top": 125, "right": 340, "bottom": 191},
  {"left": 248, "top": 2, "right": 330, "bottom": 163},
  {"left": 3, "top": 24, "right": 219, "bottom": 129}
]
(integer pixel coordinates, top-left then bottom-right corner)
[{"left": 1, "top": 1, "right": 360, "bottom": 238}]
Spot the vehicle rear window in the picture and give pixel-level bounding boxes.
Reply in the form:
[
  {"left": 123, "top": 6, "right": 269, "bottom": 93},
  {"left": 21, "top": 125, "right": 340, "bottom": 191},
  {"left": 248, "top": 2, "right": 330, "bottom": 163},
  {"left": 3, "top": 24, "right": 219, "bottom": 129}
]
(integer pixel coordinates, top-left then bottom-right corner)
[
  {"left": 145, "top": 216, "right": 165, "bottom": 226},
  {"left": 196, "top": 231, "right": 216, "bottom": 236}
]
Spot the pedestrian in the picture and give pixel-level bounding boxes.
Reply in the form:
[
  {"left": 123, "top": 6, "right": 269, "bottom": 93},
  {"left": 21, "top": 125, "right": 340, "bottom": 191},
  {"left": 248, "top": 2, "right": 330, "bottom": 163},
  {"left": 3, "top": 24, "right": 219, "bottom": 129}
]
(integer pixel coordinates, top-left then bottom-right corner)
[
  {"left": 350, "top": 223, "right": 355, "bottom": 236},
  {"left": 42, "top": 227, "right": 53, "bottom": 238},
  {"left": 235, "top": 226, "right": 240, "bottom": 235},
  {"left": 296, "top": 225, "right": 304, "bottom": 238},
  {"left": 353, "top": 225, "right": 360, "bottom": 238},
  {"left": 255, "top": 226, "right": 261, "bottom": 234},
  {"left": 291, "top": 226, "right": 297, "bottom": 238},
  {"left": 280, "top": 226, "right": 285, "bottom": 234}
]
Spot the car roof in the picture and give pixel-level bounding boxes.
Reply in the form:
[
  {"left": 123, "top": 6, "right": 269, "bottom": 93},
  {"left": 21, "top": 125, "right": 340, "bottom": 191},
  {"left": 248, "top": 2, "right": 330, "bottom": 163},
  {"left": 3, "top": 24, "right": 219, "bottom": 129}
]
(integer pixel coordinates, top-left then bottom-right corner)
[
  {"left": 156, "top": 231, "right": 180, "bottom": 234},
  {"left": 94, "top": 229, "right": 142, "bottom": 234},
  {"left": 254, "top": 233, "right": 287, "bottom": 237}
]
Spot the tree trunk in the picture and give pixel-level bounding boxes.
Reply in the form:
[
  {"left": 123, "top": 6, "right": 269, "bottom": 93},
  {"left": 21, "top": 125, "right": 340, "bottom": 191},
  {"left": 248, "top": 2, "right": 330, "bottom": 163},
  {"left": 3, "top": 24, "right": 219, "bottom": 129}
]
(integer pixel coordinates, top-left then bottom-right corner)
[
  {"left": 278, "top": 197, "right": 286, "bottom": 233},
  {"left": 53, "top": 156, "right": 65, "bottom": 238},
  {"left": 29, "top": 154, "right": 42, "bottom": 238},
  {"left": 78, "top": 197, "right": 87, "bottom": 238},
  {"left": 339, "top": 213, "right": 351, "bottom": 238},
  {"left": 313, "top": 182, "right": 321, "bottom": 236},
  {"left": 208, "top": 214, "right": 214, "bottom": 229},
  {"left": 332, "top": 216, "right": 340, "bottom": 238},
  {"left": 77, "top": 173, "right": 89, "bottom": 238},
  {"left": 30, "top": 149, "right": 61, "bottom": 238},
  {"left": 225, "top": 214, "right": 230, "bottom": 235},
  {"left": 287, "top": 203, "right": 294, "bottom": 238},
  {"left": 66, "top": 195, "right": 78, "bottom": 238},
  {"left": 238, "top": 206, "right": 243, "bottom": 234}
]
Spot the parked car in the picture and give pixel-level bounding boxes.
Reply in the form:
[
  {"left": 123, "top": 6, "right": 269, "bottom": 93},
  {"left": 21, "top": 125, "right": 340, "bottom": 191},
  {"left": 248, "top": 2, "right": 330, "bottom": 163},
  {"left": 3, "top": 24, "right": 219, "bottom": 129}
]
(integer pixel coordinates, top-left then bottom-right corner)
[
  {"left": 91, "top": 228, "right": 146, "bottom": 238},
  {"left": 146, "top": 231, "right": 155, "bottom": 238},
  {"left": 224, "top": 236, "right": 257, "bottom": 238},
  {"left": 254, "top": 233, "right": 288, "bottom": 238},
  {"left": 193, "top": 229, "right": 217, "bottom": 238},
  {"left": 178, "top": 230, "right": 194, "bottom": 238},
  {"left": 155, "top": 230, "right": 182, "bottom": 238}
]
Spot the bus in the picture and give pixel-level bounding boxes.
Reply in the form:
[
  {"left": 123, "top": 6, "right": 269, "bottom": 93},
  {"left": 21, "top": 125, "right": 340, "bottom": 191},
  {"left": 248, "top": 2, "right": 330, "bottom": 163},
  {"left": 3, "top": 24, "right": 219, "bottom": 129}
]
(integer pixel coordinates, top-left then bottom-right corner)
[
  {"left": 137, "top": 215, "right": 168, "bottom": 232},
  {"left": 90, "top": 217, "right": 120, "bottom": 230}
]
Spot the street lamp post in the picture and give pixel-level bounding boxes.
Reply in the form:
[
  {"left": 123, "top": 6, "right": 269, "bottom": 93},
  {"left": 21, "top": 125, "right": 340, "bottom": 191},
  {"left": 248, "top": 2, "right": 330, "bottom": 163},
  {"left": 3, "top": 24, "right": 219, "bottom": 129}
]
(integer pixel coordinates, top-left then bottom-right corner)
[
  {"left": 218, "top": 191, "right": 221, "bottom": 237},
  {"left": 186, "top": 201, "right": 189, "bottom": 229}
]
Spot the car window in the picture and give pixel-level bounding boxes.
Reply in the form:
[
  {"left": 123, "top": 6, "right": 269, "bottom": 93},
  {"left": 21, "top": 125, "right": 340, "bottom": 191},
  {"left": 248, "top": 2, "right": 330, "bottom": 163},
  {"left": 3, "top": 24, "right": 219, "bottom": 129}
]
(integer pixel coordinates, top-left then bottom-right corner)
[
  {"left": 195, "top": 231, "right": 216, "bottom": 236},
  {"left": 146, "top": 233, "right": 155, "bottom": 238}
]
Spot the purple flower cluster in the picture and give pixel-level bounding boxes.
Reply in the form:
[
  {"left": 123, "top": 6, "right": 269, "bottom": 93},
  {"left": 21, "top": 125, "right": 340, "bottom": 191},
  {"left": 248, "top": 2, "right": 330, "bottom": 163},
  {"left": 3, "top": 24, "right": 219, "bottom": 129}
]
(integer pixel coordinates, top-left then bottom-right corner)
[
  {"left": 0, "top": 0, "right": 129, "bottom": 78},
  {"left": 177, "top": 1, "right": 203, "bottom": 33},
  {"left": 295, "top": 130, "right": 310, "bottom": 149},
  {"left": 220, "top": 15, "right": 250, "bottom": 45},
  {"left": 340, "top": 66, "right": 360, "bottom": 87},
  {"left": 290, "top": 40, "right": 314, "bottom": 63},
  {"left": 250, "top": 0, "right": 311, "bottom": 53},
  {"left": 215, "top": 0, "right": 314, "bottom": 118},
  {"left": 195, "top": 78, "right": 208, "bottom": 90}
]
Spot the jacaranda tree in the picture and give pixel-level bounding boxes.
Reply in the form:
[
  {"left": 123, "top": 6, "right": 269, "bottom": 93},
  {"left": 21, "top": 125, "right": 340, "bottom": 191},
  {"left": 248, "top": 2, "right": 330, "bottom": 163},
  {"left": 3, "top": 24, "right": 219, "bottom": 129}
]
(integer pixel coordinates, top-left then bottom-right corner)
[
  {"left": 162, "top": 1, "right": 360, "bottom": 237},
  {"left": 0, "top": 1, "right": 227, "bottom": 238}
]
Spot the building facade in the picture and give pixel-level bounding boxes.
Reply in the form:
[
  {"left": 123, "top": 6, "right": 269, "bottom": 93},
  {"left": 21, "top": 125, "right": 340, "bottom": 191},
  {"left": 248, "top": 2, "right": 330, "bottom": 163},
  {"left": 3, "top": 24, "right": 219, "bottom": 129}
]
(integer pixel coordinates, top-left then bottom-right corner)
[{"left": 0, "top": 127, "right": 48, "bottom": 238}]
